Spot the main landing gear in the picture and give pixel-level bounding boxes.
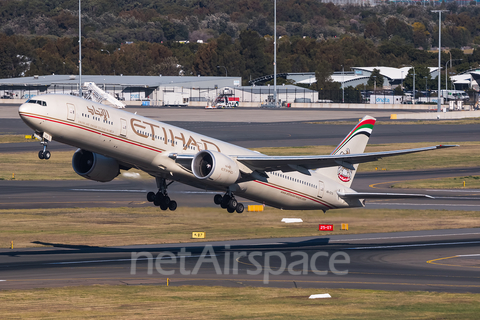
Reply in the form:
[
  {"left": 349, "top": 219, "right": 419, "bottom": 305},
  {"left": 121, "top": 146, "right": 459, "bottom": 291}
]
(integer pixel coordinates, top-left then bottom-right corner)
[
  {"left": 214, "top": 192, "right": 244, "bottom": 213},
  {"left": 38, "top": 135, "right": 51, "bottom": 160},
  {"left": 147, "top": 177, "right": 177, "bottom": 211}
]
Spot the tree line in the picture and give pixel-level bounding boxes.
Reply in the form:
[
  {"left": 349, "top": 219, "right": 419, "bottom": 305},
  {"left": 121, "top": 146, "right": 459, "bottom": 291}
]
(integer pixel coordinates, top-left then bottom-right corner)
[
  {"left": 0, "top": 1, "right": 479, "bottom": 89},
  {"left": 1, "top": 31, "right": 478, "bottom": 89}
]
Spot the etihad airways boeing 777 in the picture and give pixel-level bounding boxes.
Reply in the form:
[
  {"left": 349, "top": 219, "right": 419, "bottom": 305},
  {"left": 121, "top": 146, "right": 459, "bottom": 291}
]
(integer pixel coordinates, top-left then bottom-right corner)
[{"left": 19, "top": 94, "right": 455, "bottom": 213}]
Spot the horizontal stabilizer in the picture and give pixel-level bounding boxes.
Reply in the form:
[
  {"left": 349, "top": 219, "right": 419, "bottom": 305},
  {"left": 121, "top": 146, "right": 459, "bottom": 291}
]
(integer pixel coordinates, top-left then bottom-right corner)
[{"left": 337, "top": 191, "right": 435, "bottom": 199}]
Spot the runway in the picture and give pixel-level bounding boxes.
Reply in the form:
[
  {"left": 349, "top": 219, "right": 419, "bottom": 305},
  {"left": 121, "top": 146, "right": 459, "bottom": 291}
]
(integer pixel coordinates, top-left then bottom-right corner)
[
  {"left": 1, "top": 167, "right": 480, "bottom": 210},
  {"left": 3, "top": 116, "right": 480, "bottom": 149},
  {"left": 2, "top": 105, "right": 480, "bottom": 293},
  {"left": 1, "top": 228, "right": 480, "bottom": 292}
]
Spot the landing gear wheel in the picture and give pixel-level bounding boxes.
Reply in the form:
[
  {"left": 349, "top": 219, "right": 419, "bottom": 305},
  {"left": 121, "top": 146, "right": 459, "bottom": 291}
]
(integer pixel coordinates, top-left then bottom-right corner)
[
  {"left": 214, "top": 194, "right": 223, "bottom": 205},
  {"left": 38, "top": 151, "right": 44, "bottom": 160},
  {"left": 168, "top": 200, "right": 177, "bottom": 211},
  {"left": 221, "top": 195, "right": 231, "bottom": 209},
  {"left": 228, "top": 198, "right": 238, "bottom": 210},
  {"left": 153, "top": 193, "right": 163, "bottom": 206},
  {"left": 43, "top": 150, "right": 51, "bottom": 160},
  {"left": 235, "top": 203, "right": 244, "bottom": 214},
  {"left": 148, "top": 177, "right": 177, "bottom": 210},
  {"left": 147, "top": 192, "right": 156, "bottom": 202},
  {"left": 162, "top": 196, "right": 171, "bottom": 206},
  {"left": 160, "top": 202, "right": 168, "bottom": 210},
  {"left": 227, "top": 207, "right": 235, "bottom": 213}
]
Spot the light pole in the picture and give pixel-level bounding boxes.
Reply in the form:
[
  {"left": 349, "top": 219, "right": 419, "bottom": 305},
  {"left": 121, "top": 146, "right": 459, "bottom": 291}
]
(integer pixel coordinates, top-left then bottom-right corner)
[
  {"left": 432, "top": 9, "right": 448, "bottom": 111},
  {"left": 101, "top": 49, "right": 113, "bottom": 75},
  {"left": 425, "top": 76, "right": 428, "bottom": 102},
  {"left": 217, "top": 65, "right": 227, "bottom": 77},
  {"left": 445, "top": 58, "right": 462, "bottom": 91},
  {"left": 341, "top": 65, "right": 344, "bottom": 103},
  {"left": 373, "top": 75, "right": 377, "bottom": 104},
  {"left": 412, "top": 67, "right": 415, "bottom": 105},
  {"left": 273, "top": 0, "right": 277, "bottom": 106},
  {"left": 79, "top": 0, "right": 82, "bottom": 98}
]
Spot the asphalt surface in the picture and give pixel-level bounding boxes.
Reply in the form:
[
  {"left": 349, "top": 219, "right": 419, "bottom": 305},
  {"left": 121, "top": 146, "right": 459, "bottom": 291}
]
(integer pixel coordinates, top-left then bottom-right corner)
[
  {"left": 2, "top": 117, "right": 480, "bottom": 149},
  {"left": 2, "top": 104, "right": 480, "bottom": 293},
  {"left": 1, "top": 228, "right": 480, "bottom": 292},
  {"left": 2, "top": 167, "right": 480, "bottom": 210}
]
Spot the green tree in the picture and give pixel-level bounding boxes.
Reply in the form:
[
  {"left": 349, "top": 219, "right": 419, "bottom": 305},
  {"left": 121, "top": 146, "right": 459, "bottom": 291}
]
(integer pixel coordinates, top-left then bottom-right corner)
[
  {"left": 367, "top": 68, "right": 384, "bottom": 89},
  {"left": 239, "top": 30, "right": 268, "bottom": 85},
  {"left": 314, "top": 61, "right": 336, "bottom": 91},
  {"left": 403, "top": 65, "right": 431, "bottom": 92}
]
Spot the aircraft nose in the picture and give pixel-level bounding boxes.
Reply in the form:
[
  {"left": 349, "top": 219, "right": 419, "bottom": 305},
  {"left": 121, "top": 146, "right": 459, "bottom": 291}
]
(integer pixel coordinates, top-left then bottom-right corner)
[{"left": 18, "top": 102, "right": 32, "bottom": 118}]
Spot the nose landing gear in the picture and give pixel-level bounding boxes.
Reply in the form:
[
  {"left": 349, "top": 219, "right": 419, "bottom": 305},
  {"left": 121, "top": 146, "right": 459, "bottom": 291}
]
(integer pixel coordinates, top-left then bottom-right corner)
[
  {"left": 214, "top": 192, "right": 244, "bottom": 213},
  {"left": 147, "top": 177, "right": 177, "bottom": 211},
  {"left": 37, "top": 134, "right": 51, "bottom": 160}
]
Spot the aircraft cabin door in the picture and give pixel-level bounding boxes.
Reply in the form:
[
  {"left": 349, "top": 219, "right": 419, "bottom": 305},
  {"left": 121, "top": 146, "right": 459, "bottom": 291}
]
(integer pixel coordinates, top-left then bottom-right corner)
[
  {"left": 120, "top": 118, "right": 127, "bottom": 137},
  {"left": 67, "top": 103, "right": 75, "bottom": 121},
  {"left": 317, "top": 181, "right": 325, "bottom": 198}
]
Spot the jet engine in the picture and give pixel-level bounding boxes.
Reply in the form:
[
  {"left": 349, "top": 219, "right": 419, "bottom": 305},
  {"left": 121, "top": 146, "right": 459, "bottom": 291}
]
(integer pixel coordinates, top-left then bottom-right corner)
[
  {"left": 192, "top": 150, "right": 240, "bottom": 185},
  {"left": 72, "top": 149, "right": 120, "bottom": 182}
]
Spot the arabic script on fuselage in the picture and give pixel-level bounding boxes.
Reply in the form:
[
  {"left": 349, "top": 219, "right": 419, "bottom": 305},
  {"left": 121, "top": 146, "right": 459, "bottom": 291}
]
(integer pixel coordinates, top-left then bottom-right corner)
[{"left": 86, "top": 105, "right": 110, "bottom": 122}]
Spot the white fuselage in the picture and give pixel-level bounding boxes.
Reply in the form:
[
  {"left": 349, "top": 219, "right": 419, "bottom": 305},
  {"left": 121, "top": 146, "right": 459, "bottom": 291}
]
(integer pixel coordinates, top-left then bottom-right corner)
[{"left": 19, "top": 94, "right": 359, "bottom": 210}]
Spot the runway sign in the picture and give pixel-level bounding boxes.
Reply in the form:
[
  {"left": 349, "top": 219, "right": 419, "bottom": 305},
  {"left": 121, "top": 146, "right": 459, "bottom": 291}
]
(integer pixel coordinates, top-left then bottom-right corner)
[
  {"left": 192, "top": 232, "right": 206, "bottom": 239},
  {"left": 248, "top": 205, "right": 264, "bottom": 212},
  {"left": 341, "top": 223, "right": 349, "bottom": 231},
  {"left": 319, "top": 224, "right": 334, "bottom": 231}
]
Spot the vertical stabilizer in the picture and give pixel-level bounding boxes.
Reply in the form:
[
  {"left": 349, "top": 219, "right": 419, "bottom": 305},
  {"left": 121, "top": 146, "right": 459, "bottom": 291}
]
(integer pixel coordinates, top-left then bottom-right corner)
[{"left": 316, "top": 116, "right": 376, "bottom": 188}]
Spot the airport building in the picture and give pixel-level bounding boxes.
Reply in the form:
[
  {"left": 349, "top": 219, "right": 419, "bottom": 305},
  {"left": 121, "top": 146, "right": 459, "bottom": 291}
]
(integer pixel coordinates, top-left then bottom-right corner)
[
  {"left": 451, "top": 70, "right": 480, "bottom": 91},
  {"left": 0, "top": 74, "right": 239, "bottom": 103},
  {"left": 0, "top": 74, "right": 316, "bottom": 106},
  {"left": 290, "top": 67, "right": 442, "bottom": 89}
]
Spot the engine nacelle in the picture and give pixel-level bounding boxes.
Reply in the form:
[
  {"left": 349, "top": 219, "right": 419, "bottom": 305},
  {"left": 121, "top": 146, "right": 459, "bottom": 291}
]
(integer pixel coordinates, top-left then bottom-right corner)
[
  {"left": 192, "top": 150, "right": 240, "bottom": 185},
  {"left": 72, "top": 149, "right": 120, "bottom": 182}
]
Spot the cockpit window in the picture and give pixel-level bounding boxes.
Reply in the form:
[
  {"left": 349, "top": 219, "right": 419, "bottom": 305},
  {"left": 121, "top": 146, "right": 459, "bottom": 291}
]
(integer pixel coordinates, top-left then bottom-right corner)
[{"left": 27, "top": 99, "right": 47, "bottom": 106}]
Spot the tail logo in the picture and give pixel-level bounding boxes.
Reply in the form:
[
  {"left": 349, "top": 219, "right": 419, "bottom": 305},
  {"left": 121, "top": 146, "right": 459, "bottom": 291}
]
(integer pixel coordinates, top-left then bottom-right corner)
[{"left": 337, "top": 149, "right": 352, "bottom": 182}]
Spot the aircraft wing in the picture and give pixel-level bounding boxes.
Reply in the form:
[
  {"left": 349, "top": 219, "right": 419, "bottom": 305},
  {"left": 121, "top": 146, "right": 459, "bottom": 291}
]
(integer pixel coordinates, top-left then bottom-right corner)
[
  {"left": 235, "top": 145, "right": 457, "bottom": 173},
  {"left": 337, "top": 191, "right": 434, "bottom": 199}
]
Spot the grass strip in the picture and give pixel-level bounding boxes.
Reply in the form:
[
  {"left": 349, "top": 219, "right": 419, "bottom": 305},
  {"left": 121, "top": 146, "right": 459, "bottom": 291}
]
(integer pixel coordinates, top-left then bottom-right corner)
[
  {"left": 0, "top": 134, "right": 38, "bottom": 144},
  {"left": 256, "top": 141, "right": 478, "bottom": 172},
  {"left": 392, "top": 175, "right": 480, "bottom": 189},
  {"left": 1, "top": 285, "right": 479, "bottom": 319},
  {"left": 2, "top": 141, "right": 478, "bottom": 180},
  {"left": 1, "top": 207, "right": 479, "bottom": 248}
]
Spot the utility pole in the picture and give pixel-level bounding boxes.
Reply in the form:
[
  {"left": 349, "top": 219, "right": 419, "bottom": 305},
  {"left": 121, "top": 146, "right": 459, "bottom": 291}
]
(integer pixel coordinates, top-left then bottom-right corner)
[
  {"left": 217, "top": 65, "right": 227, "bottom": 77},
  {"left": 273, "top": 0, "right": 277, "bottom": 106},
  {"left": 342, "top": 65, "right": 344, "bottom": 103},
  {"left": 413, "top": 67, "right": 415, "bottom": 105},
  {"left": 431, "top": 10, "right": 448, "bottom": 112},
  {"left": 79, "top": 0, "right": 82, "bottom": 98}
]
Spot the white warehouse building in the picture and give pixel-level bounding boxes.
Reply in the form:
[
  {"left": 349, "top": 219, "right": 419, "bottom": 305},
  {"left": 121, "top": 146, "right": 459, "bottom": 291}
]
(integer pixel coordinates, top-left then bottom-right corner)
[{"left": 0, "top": 74, "right": 316, "bottom": 106}]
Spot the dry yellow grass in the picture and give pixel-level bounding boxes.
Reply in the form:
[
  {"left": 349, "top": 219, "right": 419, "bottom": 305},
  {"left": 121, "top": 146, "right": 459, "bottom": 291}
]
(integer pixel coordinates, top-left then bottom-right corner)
[
  {"left": 393, "top": 175, "right": 480, "bottom": 189},
  {"left": 0, "top": 150, "right": 151, "bottom": 180},
  {"left": 0, "top": 285, "right": 479, "bottom": 319},
  {"left": 1, "top": 141, "right": 476, "bottom": 180},
  {"left": 2, "top": 206, "right": 480, "bottom": 248},
  {"left": 0, "top": 134, "right": 38, "bottom": 143},
  {"left": 256, "top": 141, "right": 476, "bottom": 172}
]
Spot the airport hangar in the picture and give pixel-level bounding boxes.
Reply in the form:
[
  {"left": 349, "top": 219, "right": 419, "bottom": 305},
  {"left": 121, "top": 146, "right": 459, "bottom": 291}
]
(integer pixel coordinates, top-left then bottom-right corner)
[{"left": 0, "top": 74, "right": 317, "bottom": 106}]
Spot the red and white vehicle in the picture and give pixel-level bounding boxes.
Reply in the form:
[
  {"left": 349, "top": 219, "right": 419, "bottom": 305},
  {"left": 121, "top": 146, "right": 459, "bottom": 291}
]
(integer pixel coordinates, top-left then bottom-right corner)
[{"left": 212, "top": 89, "right": 239, "bottom": 108}]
